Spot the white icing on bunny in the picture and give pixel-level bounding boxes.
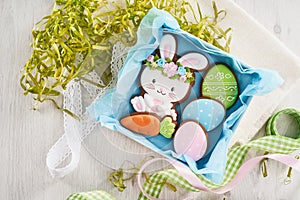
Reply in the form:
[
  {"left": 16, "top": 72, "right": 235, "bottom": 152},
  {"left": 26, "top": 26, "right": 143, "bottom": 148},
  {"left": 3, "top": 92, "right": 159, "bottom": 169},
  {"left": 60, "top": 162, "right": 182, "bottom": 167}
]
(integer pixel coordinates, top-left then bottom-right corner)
[{"left": 131, "top": 34, "right": 208, "bottom": 121}]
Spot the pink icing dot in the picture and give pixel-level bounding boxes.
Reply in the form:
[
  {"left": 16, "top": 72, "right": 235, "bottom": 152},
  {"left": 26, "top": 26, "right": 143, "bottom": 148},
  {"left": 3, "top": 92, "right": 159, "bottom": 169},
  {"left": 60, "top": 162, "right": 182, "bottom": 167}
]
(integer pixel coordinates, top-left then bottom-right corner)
[
  {"left": 179, "top": 76, "right": 187, "bottom": 82},
  {"left": 147, "top": 55, "right": 154, "bottom": 62},
  {"left": 136, "top": 102, "right": 142, "bottom": 110}
]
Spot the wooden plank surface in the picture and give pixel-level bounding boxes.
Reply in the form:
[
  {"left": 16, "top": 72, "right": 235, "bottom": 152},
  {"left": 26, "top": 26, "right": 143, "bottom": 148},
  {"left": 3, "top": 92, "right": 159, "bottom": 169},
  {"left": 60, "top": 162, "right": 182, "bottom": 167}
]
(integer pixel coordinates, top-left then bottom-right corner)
[{"left": 1, "top": 0, "right": 300, "bottom": 199}]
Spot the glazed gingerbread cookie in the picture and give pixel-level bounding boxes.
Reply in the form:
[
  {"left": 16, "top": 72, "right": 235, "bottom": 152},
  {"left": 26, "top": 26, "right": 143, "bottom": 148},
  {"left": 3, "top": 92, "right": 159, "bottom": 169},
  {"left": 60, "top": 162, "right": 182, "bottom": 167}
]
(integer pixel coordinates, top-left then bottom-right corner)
[
  {"left": 120, "top": 34, "right": 234, "bottom": 162},
  {"left": 174, "top": 97, "right": 226, "bottom": 159},
  {"left": 201, "top": 63, "right": 239, "bottom": 109},
  {"left": 121, "top": 34, "right": 208, "bottom": 137}
]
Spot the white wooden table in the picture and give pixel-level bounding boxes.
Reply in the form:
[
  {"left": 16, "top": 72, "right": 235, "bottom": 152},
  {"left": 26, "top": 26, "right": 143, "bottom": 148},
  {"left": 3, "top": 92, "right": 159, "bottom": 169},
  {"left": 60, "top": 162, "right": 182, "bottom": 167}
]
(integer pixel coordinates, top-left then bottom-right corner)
[{"left": 1, "top": 0, "right": 300, "bottom": 199}]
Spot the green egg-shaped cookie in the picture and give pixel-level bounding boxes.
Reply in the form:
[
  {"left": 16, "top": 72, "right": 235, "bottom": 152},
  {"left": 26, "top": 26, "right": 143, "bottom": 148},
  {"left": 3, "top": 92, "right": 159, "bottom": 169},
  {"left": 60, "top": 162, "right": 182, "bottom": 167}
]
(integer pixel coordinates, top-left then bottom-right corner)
[{"left": 201, "top": 64, "right": 238, "bottom": 109}]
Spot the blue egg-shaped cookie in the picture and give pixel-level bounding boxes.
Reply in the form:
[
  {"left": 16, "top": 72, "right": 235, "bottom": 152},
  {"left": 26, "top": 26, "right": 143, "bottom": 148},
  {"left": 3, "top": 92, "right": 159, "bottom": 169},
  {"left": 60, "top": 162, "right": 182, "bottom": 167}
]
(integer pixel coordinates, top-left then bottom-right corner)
[{"left": 181, "top": 98, "right": 226, "bottom": 131}]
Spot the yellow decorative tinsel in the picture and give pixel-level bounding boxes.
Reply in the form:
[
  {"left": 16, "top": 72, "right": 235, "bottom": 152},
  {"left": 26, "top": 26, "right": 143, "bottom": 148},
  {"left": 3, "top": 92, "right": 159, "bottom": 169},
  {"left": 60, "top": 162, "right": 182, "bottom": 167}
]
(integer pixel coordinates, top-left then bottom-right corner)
[{"left": 20, "top": 0, "right": 232, "bottom": 114}]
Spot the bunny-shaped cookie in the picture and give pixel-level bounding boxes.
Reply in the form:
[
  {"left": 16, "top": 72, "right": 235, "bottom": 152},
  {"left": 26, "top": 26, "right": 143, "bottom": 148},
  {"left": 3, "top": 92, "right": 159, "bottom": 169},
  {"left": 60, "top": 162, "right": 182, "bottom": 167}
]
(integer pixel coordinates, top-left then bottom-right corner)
[
  {"left": 131, "top": 34, "right": 208, "bottom": 121},
  {"left": 120, "top": 34, "right": 208, "bottom": 137}
]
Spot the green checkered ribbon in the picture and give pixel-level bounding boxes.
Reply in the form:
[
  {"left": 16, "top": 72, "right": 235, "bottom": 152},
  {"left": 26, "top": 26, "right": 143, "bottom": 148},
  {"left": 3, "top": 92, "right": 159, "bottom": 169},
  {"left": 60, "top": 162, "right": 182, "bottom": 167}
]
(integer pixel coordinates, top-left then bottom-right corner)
[
  {"left": 66, "top": 190, "right": 115, "bottom": 200},
  {"left": 138, "top": 108, "right": 300, "bottom": 199},
  {"left": 266, "top": 108, "right": 300, "bottom": 137},
  {"left": 64, "top": 109, "right": 300, "bottom": 200}
]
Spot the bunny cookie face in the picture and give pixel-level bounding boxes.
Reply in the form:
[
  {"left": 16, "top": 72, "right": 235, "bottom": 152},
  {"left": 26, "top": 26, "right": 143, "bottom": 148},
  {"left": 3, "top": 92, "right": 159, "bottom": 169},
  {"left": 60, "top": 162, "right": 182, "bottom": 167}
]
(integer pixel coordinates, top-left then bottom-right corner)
[{"left": 140, "top": 67, "right": 190, "bottom": 103}]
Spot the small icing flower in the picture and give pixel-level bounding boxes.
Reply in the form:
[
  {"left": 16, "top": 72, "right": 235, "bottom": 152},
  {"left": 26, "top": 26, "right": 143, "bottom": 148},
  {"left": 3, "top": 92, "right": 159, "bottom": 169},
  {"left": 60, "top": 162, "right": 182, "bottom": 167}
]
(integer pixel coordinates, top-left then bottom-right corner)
[
  {"left": 216, "top": 72, "right": 225, "bottom": 81},
  {"left": 186, "top": 72, "right": 193, "bottom": 79},
  {"left": 163, "top": 62, "right": 178, "bottom": 77},
  {"left": 179, "top": 76, "right": 187, "bottom": 82},
  {"left": 177, "top": 66, "right": 186, "bottom": 76},
  {"left": 156, "top": 58, "right": 166, "bottom": 67},
  {"left": 150, "top": 61, "right": 158, "bottom": 68},
  {"left": 147, "top": 55, "right": 154, "bottom": 62}
]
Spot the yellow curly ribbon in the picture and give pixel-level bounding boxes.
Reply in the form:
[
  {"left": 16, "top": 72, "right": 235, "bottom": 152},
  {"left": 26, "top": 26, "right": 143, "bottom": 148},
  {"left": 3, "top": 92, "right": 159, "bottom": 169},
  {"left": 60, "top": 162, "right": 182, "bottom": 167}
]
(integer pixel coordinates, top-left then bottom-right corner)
[{"left": 21, "top": 0, "right": 232, "bottom": 116}]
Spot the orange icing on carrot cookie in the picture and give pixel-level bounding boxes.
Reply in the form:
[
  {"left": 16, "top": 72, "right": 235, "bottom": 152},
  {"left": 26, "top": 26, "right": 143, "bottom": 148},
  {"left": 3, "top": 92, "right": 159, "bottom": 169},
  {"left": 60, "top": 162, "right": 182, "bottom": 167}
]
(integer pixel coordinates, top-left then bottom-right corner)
[
  {"left": 132, "top": 116, "right": 151, "bottom": 126},
  {"left": 120, "top": 114, "right": 160, "bottom": 136}
]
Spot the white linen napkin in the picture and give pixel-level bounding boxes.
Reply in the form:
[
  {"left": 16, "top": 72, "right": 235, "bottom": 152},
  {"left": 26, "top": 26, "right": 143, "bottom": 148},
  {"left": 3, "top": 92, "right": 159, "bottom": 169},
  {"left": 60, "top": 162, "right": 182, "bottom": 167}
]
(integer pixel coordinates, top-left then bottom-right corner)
[{"left": 196, "top": 0, "right": 300, "bottom": 147}]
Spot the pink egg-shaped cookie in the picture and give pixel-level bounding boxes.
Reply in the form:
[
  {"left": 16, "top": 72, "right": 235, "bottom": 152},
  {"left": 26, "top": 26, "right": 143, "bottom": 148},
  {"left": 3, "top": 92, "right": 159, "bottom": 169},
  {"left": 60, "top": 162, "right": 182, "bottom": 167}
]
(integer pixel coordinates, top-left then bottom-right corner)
[{"left": 173, "top": 121, "right": 208, "bottom": 161}]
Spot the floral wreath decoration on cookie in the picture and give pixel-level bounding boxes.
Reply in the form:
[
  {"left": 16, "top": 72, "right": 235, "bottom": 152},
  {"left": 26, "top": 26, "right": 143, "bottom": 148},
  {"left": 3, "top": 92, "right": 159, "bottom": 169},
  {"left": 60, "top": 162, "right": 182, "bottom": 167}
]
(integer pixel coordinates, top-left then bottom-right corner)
[{"left": 144, "top": 54, "right": 195, "bottom": 84}]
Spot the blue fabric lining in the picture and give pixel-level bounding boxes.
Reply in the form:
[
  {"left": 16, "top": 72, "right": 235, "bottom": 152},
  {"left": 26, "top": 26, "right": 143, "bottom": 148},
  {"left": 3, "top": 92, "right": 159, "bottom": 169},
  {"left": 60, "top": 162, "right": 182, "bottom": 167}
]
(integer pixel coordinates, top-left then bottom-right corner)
[{"left": 87, "top": 8, "right": 283, "bottom": 184}]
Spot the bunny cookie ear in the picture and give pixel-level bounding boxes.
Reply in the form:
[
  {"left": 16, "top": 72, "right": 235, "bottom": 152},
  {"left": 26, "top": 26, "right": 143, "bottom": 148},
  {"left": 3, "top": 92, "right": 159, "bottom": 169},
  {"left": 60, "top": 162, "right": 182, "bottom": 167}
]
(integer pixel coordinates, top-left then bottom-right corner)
[
  {"left": 159, "top": 34, "right": 176, "bottom": 60},
  {"left": 177, "top": 52, "right": 208, "bottom": 71}
]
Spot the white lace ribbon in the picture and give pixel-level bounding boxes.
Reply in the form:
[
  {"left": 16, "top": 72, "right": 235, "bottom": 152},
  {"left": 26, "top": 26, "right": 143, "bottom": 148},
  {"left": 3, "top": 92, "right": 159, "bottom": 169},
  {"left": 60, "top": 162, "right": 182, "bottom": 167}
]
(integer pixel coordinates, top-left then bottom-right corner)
[
  {"left": 46, "top": 80, "right": 83, "bottom": 177},
  {"left": 46, "top": 43, "right": 129, "bottom": 177}
]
